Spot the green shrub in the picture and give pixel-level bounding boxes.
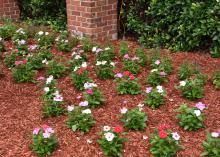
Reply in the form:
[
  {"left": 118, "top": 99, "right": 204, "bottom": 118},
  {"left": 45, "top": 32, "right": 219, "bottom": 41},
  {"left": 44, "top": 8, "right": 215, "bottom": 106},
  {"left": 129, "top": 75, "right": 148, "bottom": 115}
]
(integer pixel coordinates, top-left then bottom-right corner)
[
  {"left": 12, "top": 62, "right": 36, "bottom": 83},
  {"left": 135, "top": 48, "right": 148, "bottom": 67},
  {"left": 66, "top": 106, "right": 95, "bottom": 133},
  {"left": 125, "top": 1, "right": 220, "bottom": 57},
  {"left": 95, "top": 61, "right": 115, "bottom": 79},
  {"left": 96, "top": 46, "right": 115, "bottom": 61},
  {"left": 46, "top": 60, "right": 66, "bottom": 78},
  {"left": 147, "top": 69, "right": 168, "bottom": 86},
  {"left": 178, "top": 62, "right": 198, "bottom": 80},
  {"left": 0, "top": 24, "right": 16, "bottom": 40},
  {"left": 202, "top": 131, "right": 220, "bottom": 156},
  {"left": 176, "top": 103, "right": 206, "bottom": 131},
  {"left": 120, "top": 107, "right": 147, "bottom": 131},
  {"left": 4, "top": 51, "right": 18, "bottom": 68},
  {"left": 31, "top": 126, "right": 58, "bottom": 157},
  {"left": 119, "top": 41, "right": 129, "bottom": 56},
  {"left": 212, "top": 71, "right": 220, "bottom": 89}
]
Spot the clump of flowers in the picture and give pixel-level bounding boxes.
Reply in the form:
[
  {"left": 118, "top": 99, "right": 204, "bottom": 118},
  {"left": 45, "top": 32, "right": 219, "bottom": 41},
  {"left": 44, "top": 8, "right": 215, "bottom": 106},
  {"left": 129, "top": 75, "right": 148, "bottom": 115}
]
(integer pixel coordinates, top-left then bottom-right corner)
[
  {"left": 55, "top": 30, "right": 79, "bottom": 52},
  {"left": 114, "top": 71, "right": 141, "bottom": 95},
  {"left": 119, "top": 41, "right": 129, "bottom": 56},
  {"left": 176, "top": 103, "right": 206, "bottom": 131},
  {"left": 0, "top": 24, "right": 16, "bottom": 40},
  {"left": 83, "top": 82, "right": 105, "bottom": 108},
  {"left": 122, "top": 53, "right": 141, "bottom": 75},
  {"left": 150, "top": 57, "right": 173, "bottom": 74},
  {"left": 97, "top": 126, "right": 127, "bottom": 157},
  {"left": 144, "top": 86, "right": 166, "bottom": 109},
  {"left": 147, "top": 69, "right": 168, "bottom": 86},
  {"left": 150, "top": 124, "right": 181, "bottom": 157},
  {"left": 4, "top": 50, "right": 19, "bottom": 68},
  {"left": 71, "top": 62, "right": 92, "bottom": 90},
  {"left": 135, "top": 48, "right": 149, "bottom": 67},
  {"left": 66, "top": 105, "right": 95, "bottom": 133},
  {"left": 31, "top": 125, "right": 58, "bottom": 157},
  {"left": 35, "top": 31, "right": 55, "bottom": 49},
  {"left": 177, "top": 74, "right": 207, "bottom": 100},
  {"left": 12, "top": 60, "right": 36, "bottom": 83},
  {"left": 202, "top": 130, "right": 220, "bottom": 156},
  {"left": 46, "top": 60, "right": 66, "bottom": 78},
  {"left": 95, "top": 60, "right": 115, "bottom": 79},
  {"left": 95, "top": 46, "right": 115, "bottom": 61},
  {"left": 42, "top": 76, "right": 64, "bottom": 117},
  {"left": 120, "top": 107, "right": 147, "bottom": 130},
  {"left": 12, "top": 28, "right": 28, "bottom": 44},
  {"left": 178, "top": 62, "right": 198, "bottom": 80},
  {"left": 0, "top": 37, "right": 5, "bottom": 52},
  {"left": 69, "top": 46, "right": 87, "bottom": 70},
  {"left": 212, "top": 71, "right": 220, "bottom": 89}
]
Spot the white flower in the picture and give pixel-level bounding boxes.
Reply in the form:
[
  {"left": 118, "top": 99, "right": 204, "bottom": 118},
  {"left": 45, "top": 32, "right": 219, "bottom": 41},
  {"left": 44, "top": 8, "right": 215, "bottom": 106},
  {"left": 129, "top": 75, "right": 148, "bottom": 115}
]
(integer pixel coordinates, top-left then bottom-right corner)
[
  {"left": 103, "top": 126, "right": 111, "bottom": 132},
  {"left": 65, "top": 40, "right": 68, "bottom": 43},
  {"left": 67, "top": 105, "right": 74, "bottom": 112},
  {"left": 81, "top": 62, "right": 87, "bottom": 68},
  {"left": 53, "top": 95, "right": 63, "bottom": 102},
  {"left": 110, "top": 62, "right": 115, "bottom": 66},
  {"left": 101, "top": 61, "right": 107, "bottom": 65},
  {"left": 74, "top": 55, "right": 81, "bottom": 60},
  {"left": 0, "top": 37, "right": 2, "bottom": 41},
  {"left": 53, "top": 90, "right": 60, "bottom": 96},
  {"left": 179, "top": 81, "right": 186, "bottom": 87},
  {"left": 194, "top": 110, "right": 201, "bottom": 117},
  {"left": 82, "top": 109, "right": 92, "bottom": 114},
  {"left": 211, "top": 132, "right": 219, "bottom": 137},
  {"left": 71, "top": 52, "right": 76, "bottom": 56},
  {"left": 92, "top": 46, "right": 97, "bottom": 52},
  {"left": 156, "top": 85, "right": 164, "bottom": 93},
  {"left": 74, "top": 66, "right": 79, "bottom": 72},
  {"left": 55, "top": 37, "right": 60, "bottom": 42},
  {"left": 151, "top": 69, "right": 158, "bottom": 73},
  {"left": 138, "top": 103, "right": 144, "bottom": 108},
  {"left": 217, "top": 0, "right": 220, "bottom": 2},
  {"left": 86, "top": 139, "right": 93, "bottom": 144},
  {"left": 105, "top": 47, "right": 111, "bottom": 51},
  {"left": 84, "top": 82, "right": 97, "bottom": 89},
  {"left": 42, "top": 58, "right": 48, "bottom": 64},
  {"left": 96, "top": 61, "right": 102, "bottom": 66},
  {"left": 38, "top": 31, "right": 44, "bottom": 35},
  {"left": 43, "top": 132, "right": 51, "bottom": 138},
  {"left": 45, "top": 32, "right": 49, "bottom": 35},
  {"left": 46, "top": 75, "right": 53, "bottom": 84},
  {"left": 104, "top": 132, "right": 115, "bottom": 142},
  {"left": 44, "top": 87, "right": 50, "bottom": 92},
  {"left": 45, "top": 127, "right": 54, "bottom": 134},
  {"left": 143, "top": 135, "right": 148, "bottom": 140},
  {"left": 171, "top": 132, "right": 180, "bottom": 140},
  {"left": 18, "top": 39, "right": 26, "bottom": 45},
  {"left": 120, "top": 107, "right": 128, "bottom": 114}
]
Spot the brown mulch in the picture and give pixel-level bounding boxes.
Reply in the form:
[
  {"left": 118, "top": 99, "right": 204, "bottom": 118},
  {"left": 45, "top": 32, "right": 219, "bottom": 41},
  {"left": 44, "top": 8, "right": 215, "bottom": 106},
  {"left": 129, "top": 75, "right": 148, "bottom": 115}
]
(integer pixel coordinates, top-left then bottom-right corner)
[{"left": 0, "top": 40, "right": 220, "bottom": 157}]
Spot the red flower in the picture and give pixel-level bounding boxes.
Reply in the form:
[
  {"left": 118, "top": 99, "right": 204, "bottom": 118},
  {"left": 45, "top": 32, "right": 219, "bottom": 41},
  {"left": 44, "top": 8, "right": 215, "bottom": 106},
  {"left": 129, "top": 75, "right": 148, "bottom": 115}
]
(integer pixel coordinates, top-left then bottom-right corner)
[
  {"left": 114, "top": 126, "right": 123, "bottom": 133},
  {"left": 123, "top": 71, "right": 131, "bottom": 77},
  {"left": 159, "top": 130, "right": 168, "bottom": 139},
  {"left": 86, "top": 89, "right": 93, "bottom": 95},
  {"left": 77, "top": 67, "right": 86, "bottom": 74},
  {"left": 158, "top": 124, "right": 170, "bottom": 130},
  {"left": 22, "top": 59, "right": 27, "bottom": 64},
  {"left": 129, "top": 74, "right": 135, "bottom": 80}
]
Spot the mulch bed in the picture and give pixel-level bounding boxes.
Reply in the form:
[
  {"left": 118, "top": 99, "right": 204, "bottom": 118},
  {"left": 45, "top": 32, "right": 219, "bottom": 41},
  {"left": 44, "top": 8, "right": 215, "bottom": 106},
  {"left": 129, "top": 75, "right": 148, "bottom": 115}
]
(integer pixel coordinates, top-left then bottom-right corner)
[{"left": 0, "top": 40, "right": 220, "bottom": 157}]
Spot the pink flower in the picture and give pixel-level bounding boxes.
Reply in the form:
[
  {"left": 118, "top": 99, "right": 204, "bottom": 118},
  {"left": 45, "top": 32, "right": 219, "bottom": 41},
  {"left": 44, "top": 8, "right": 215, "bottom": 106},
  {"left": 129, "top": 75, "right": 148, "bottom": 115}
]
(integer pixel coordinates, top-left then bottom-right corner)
[
  {"left": 160, "top": 71, "right": 167, "bottom": 77},
  {"left": 15, "top": 61, "right": 23, "bottom": 65},
  {"left": 115, "top": 73, "right": 123, "bottom": 78},
  {"left": 77, "top": 44, "right": 82, "bottom": 48},
  {"left": 146, "top": 87, "right": 153, "bottom": 94},
  {"left": 123, "top": 54, "right": 130, "bottom": 59},
  {"left": 129, "top": 74, "right": 135, "bottom": 80},
  {"left": 86, "top": 89, "right": 93, "bottom": 95},
  {"left": 37, "top": 76, "right": 45, "bottom": 81},
  {"left": 79, "top": 101, "right": 89, "bottom": 107},
  {"left": 218, "top": 129, "right": 220, "bottom": 133},
  {"left": 33, "top": 128, "right": 40, "bottom": 135},
  {"left": 155, "top": 60, "right": 161, "bottom": 65},
  {"left": 195, "top": 102, "right": 206, "bottom": 111},
  {"left": 53, "top": 95, "right": 63, "bottom": 102},
  {"left": 159, "top": 130, "right": 168, "bottom": 139}
]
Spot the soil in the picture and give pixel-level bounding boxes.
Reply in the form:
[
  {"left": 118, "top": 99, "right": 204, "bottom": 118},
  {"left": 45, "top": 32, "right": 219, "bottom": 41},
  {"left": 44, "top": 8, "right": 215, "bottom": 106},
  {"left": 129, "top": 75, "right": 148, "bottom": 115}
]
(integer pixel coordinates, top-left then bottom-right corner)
[{"left": 0, "top": 40, "right": 220, "bottom": 157}]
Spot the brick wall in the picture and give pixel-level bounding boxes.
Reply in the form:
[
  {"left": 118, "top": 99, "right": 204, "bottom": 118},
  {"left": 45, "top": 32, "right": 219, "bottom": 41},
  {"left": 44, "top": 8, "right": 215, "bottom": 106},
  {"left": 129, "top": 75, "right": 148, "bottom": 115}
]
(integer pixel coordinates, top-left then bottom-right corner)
[
  {"left": 0, "top": 0, "right": 20, "bottom": 19},
  {"left": 66, "top": 0, "right": 118, "bottom": 40}
]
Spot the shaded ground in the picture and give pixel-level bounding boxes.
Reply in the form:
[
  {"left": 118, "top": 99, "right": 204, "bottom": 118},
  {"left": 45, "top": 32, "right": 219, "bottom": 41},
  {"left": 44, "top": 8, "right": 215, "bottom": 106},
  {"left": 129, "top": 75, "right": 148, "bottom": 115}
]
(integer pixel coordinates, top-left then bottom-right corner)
[{"left": 0, "top": 40, "right": 220, "bottom": 157}]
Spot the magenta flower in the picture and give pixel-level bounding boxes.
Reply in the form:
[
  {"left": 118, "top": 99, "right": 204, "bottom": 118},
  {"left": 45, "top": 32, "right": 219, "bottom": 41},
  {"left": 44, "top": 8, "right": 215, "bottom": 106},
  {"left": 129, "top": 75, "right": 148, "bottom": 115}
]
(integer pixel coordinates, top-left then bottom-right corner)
[
  {"left": 33, "top": 128, "right": 40, "bottom": 135},
  {"left": 123, "top": 54, "right": 130, "bottom": 59},
  {"left": 86, "top": 89, "right": 93, "bottom": 95},
  {"left": 146, "top": 87, "right": 153, "bottom": 93},
  {"left": 37, "top": 76, "right": 45, "bottom": 81},
  {"left": 115, "top": 73, "right": 123, "bottom": 78},
  {"left": 155, "top": 60, "right": 161, "bottom": 65},
  {"left": 195, "top": 102, "right": 206, "bottom": 111}
]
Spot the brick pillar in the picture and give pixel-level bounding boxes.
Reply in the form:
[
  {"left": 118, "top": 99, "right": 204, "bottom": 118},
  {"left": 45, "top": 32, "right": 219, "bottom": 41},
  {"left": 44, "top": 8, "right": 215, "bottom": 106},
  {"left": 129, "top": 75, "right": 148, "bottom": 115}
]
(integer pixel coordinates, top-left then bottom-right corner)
[
  {"left": 66, "top": 0, "right": 118, "bottom": 40},
  {"left": 0, "top": 0, "right": 20, "bottom": 19}
]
